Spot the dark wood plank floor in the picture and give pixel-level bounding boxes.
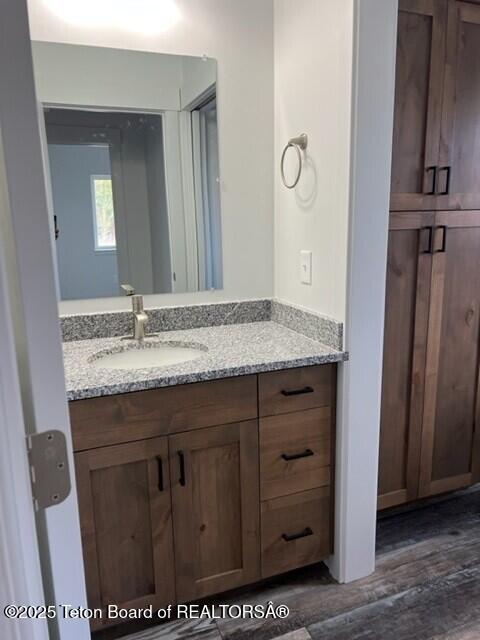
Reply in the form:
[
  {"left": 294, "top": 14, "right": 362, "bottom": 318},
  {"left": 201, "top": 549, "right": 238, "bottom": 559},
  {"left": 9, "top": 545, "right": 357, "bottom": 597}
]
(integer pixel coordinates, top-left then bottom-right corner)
[{"left": 99, "top": 487, "right": 480, "bottom": 640}]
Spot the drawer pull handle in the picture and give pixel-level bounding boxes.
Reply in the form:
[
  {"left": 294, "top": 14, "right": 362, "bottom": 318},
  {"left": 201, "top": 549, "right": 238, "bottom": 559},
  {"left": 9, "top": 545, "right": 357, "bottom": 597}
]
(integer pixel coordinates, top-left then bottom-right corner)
[
  {"left": 282, "top": 527, "right": 313, "bottom": 542},
  {"left": 178, "top": 450, "right": 186, "bottom": 486},
  {"left": 281, "top": 448, "right": 314, "bottom": 461},
  {"left": 156, "top": 456, "right": 164, "bottom": 492},
  {"left": 281, "top": 386, "right": 314, "bottom": 397}
]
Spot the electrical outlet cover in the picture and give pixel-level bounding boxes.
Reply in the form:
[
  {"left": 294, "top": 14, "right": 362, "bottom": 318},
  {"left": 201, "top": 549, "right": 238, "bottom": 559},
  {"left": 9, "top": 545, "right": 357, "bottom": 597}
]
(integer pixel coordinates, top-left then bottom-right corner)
[{"left": 300, "top": 250, "right": 312, "bottom": 285}]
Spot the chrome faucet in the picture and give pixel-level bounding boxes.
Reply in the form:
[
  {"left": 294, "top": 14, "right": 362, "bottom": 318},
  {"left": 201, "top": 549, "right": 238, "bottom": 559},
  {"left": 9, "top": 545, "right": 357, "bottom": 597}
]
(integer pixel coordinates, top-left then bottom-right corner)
[{"left": 121, "top": 284, "right": 149, "bottom": 341}]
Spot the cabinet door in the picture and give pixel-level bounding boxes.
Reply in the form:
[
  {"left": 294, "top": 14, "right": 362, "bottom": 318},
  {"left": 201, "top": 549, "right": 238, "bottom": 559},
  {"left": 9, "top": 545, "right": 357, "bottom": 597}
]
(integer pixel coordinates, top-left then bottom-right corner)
[
  {"left": 390, "top": 0, "right": 447, "bottom": 211},
  {"left": 75, "top": 437, "right": 174, "bottom": 629},
  {"left": 437, "top": 1, "right": 480, "bottom": 209},
  {"left": 419, "top": 212, "right": 480, "bottom": 497},
  {"left": 170, "top": 421, "right": 260, "bottom": 602},
  {"left": 378, "top": 213, "right": 434, "bottom": 509}
]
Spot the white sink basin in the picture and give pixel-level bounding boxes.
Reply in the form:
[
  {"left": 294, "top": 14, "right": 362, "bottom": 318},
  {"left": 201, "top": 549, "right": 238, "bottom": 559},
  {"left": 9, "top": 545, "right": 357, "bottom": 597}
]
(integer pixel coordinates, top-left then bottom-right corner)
[{"left": 91, "top": 341, "right": 207, "bottom": 370}]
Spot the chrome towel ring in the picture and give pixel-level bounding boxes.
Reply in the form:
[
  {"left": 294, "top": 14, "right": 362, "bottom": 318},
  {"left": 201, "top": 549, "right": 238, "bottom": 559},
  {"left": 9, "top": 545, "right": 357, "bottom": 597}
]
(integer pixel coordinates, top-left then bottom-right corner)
[{"left": 280, "top": 133, "right": 308, "bottom": 189}]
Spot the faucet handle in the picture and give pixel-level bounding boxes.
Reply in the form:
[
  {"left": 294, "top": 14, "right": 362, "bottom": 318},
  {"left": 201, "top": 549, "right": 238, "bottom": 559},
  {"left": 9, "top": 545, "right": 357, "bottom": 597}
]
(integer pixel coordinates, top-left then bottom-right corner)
[{"left": 121, "top": 283, "right": 135, "bottom": 296}]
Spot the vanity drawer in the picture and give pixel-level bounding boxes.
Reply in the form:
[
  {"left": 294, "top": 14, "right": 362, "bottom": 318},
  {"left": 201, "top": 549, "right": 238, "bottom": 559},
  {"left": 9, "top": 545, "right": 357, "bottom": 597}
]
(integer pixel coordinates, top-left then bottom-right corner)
[
  {"left": 70, "top": 375, "right": 257, "bottom": 451},
  {"left": 261, "top": 487, "right": 331, "bottom": 578},
  {"left": 260, "top": 407, "right": 331, "bottom": 500},
  {"left": 258, "top": 365, "right": 335, "bottom": 417}
]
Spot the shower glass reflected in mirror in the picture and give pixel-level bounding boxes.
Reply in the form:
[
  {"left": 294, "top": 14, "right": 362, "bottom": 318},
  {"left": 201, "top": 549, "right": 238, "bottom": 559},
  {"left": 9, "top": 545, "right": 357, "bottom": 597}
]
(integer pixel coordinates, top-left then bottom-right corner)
[{"left": 32, "top": 43, "right": 223, "bottom": 300}]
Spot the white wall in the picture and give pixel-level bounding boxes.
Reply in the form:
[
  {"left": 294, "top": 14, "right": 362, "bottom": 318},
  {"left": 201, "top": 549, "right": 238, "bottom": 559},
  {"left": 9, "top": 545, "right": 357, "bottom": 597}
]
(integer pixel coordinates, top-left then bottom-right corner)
[
  {"left": 180, "top": 56, "right": 216, "bottom": 109},
  {"left": 27, "top": 0, "right": 274, "bottom": 314},
  {"left": 273, "top": 0, "right": 397, "bottom": 585},
  {"left": 274, "top": 0, "right": 354, "bottom": 321},
  {"left": 33, "top": 41, "right": 217, "bottom": 113},
  {"left": 333, "top": 0, "right": 397, "bottom": 582},
  {"left": 32, "top": 41, "right": 183, "bottom": 111}
]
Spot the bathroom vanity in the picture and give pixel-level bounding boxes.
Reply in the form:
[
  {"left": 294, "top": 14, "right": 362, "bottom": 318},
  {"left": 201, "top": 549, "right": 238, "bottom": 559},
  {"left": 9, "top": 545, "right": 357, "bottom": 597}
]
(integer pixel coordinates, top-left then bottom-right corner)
[
  {"left": 70, "top": 365, "right": 335, "bottom": 630},
  {"left": 29, "top": 34, "right": 346, "bottom": 633},
  {"left": 63, "top": 305, "right": 345, "bottom": 632}
]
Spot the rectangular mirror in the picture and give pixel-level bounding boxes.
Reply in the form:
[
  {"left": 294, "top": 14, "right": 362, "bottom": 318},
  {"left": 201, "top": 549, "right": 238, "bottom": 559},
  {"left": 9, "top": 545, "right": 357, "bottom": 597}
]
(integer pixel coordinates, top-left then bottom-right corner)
[{"left": 32, "top": 42, "right": 222, "bottom": 300}]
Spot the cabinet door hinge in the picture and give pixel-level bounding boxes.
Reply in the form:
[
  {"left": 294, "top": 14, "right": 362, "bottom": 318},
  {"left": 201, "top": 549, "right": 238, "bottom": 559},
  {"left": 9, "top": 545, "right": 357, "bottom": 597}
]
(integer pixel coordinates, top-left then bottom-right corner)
[{"left": 26, "top": 430, "right": 71, "bottom": 511}]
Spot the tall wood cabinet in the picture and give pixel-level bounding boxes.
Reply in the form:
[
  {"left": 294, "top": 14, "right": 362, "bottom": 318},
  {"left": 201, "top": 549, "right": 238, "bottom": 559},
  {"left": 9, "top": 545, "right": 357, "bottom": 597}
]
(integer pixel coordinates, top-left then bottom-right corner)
[
  {"left": 390, "top": 0, "right": 480, "bottom": 211},
  {"left": 438, "top": 1, "right": 480, "bottom": 210},
  {"left": 418, "top": 212, "right": 480, "bottom": 497},
  {"left": 379, "top": 0, "right": 480, "bottom": 509},
  {"left": 378, "top": 214, "right": 433, "bottom": 508},
  {"left": 390, "top": 0, "right": 447, "bottom": 211}
]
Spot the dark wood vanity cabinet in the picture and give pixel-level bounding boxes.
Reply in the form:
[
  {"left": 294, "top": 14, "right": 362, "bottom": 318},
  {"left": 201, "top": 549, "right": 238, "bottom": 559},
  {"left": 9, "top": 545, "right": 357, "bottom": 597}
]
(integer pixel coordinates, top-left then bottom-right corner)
[
  {"left": 391, "top": 0, "right": 480, "bottom": 211},
  {"left": 75, "top": 438, "right": 175, "bottom": 618},
  {"left": 170, "top": 421, "right": 260, "bottom": 602},
  {"left": 70, "top": 365, "right": 336, "bottom": 630},
  {"left": 258, "top": 366, "right": 335, "bottom": 579}
]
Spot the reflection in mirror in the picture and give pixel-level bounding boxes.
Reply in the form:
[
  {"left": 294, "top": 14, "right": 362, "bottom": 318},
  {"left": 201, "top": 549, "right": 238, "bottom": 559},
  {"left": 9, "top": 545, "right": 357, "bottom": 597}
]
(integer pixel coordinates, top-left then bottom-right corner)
[{"left": 32, "top": 44, "right": 222, "bottom": 300}]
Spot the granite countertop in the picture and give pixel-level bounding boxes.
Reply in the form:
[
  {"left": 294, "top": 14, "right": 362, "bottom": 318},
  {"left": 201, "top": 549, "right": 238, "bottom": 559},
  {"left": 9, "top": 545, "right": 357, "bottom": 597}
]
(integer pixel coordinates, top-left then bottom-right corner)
[{"left": 64, "top": 321, "right": 347, "bottom": 401}]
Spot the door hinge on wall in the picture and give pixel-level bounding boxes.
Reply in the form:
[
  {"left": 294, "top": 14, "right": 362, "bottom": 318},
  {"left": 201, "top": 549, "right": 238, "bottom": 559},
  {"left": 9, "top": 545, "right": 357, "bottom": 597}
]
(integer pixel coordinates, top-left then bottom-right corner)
[{"left": 26, "top": 430, "right": 71, "bottom": 511}]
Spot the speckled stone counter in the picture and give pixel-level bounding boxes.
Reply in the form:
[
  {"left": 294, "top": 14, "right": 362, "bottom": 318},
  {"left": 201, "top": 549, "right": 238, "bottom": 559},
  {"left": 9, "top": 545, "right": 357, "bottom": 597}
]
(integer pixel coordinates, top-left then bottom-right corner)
[{"left": 64, "top": 321, "right": 347, "bottom": 401}]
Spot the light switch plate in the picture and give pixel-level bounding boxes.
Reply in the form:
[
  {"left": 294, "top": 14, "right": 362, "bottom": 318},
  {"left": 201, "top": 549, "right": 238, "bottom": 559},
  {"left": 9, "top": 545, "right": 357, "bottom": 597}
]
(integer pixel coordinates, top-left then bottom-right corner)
[{"left": 300, "top": 250, "right": 312, "bottom": 285}]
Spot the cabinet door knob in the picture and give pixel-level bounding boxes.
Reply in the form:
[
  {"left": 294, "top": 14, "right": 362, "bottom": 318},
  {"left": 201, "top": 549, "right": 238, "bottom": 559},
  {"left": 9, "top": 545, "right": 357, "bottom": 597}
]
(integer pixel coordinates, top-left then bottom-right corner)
[
  {"left": 281, "top": 386, "right": 314, "bottom": 397},
  {"left": 178, "top": 450, "right": 186, "bottom": 487},
  {"left": 281, "top": 448, "right": 314, "bottom": 461},
  {"left": 282, "top": 527, "right": 313, "bottom": 542}
]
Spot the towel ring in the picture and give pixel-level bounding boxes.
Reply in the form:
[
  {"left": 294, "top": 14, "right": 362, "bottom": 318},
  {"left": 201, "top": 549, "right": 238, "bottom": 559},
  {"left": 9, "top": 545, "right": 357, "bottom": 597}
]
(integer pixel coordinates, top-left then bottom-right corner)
[{"left": 281, "top": 133, "right": 308, "bottom": 189}]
